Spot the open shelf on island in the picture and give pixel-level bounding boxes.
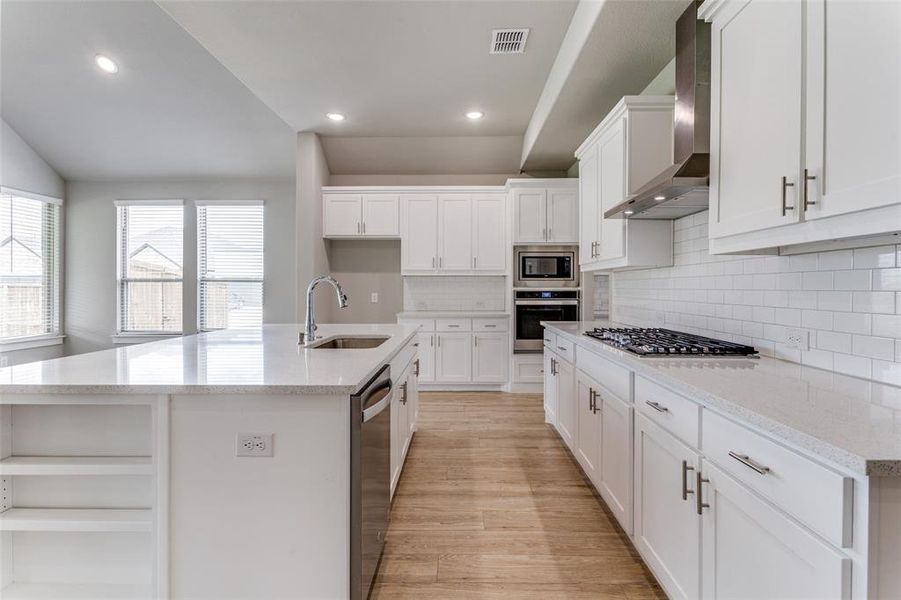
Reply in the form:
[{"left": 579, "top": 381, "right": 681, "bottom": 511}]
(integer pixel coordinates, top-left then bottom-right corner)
[{"left": 0, "top": 508, "right": 152, "bottom": 532}]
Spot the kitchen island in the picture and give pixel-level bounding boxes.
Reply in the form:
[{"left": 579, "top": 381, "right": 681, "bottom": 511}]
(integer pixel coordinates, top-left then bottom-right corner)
[
  {"left": 542, "top": 320, "right": 901, "bottom": 600},
  {"left": 0, "top": 324, "right": 420, "bottom": 600}
]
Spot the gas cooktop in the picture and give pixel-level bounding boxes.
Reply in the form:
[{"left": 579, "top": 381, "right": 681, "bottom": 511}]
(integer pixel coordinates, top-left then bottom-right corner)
[{"left": 584, "top": 327, "right": 758, "bottom": 357}]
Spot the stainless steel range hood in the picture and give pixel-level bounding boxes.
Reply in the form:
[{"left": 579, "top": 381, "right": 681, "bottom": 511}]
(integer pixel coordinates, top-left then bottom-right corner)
[{"left": 606, "top": 1, "right": 711, "bottom": 220}]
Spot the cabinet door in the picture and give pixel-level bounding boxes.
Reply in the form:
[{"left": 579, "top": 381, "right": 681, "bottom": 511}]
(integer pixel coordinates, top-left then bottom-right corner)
[
  {"left": 435, "top": 332, "right": 472, "bottom": 383},
  {"left": 543, "top": 352, "right": 557, "bottom": 424},
  {"left": 579, "top": 146, "right": 600, "bottom": 266},
  {"left": 472, "top": 332, "right": 508, "bottom": 383},
  {"left": 390, "top": 387, "right": 402, "bottom": 497},
  {"left": 700, "top": 460, "right": 850, "bottom": 599},
  {"left": 513, "top": 189, "right": 547, "bottom": 243},
  {"left": 407, "top": 362, "right": 419, "bottom": 435},
  {"left": 634, "top": 414, "right": 700, "bottom": 600},
  {"left": 803, "top": 0, "right": 901, "bottom": 220},
  {"left": 361, "top": 194, "right": 399, "bottom": 236},
  {"left": 438, "top": 194, "right": 472, "bottom": 271},
  {"left": 547, "top": 189, "right": 579, "bottom": 243},
  {"left": 323, "top": 194, "right": 361, "bottom": 236},
  {"left": 597, "top": 122, "right": 626, "bottom": 261},
  {"left": 598, "top": 388, "right": 633, "bottom": 534},
  {"left": 417, "top": 332, "right": 436, "bottom": 383},
  {"left": 402, "top": 194, "right": 438, "bottom": 272},
  {"left": 554, "top": 358, "right": 576, "bottom": 451},
  {"left": 575, "top": 372, "right": 601, "bottom": 484},
  {"left": 472, "top": 193, "right": 506, "bottom": 272},
  {"left": 398, "top": 376, "right": 411, "bottom": 460},
  {"left": 709, "top": 0, "right": 803, "bottom": 237}
]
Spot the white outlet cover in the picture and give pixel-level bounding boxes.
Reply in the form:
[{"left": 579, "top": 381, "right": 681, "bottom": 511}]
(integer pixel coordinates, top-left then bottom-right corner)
[
  {"left": 236, "top": 433, "right": 273, "bottom": 457},
  {"left": 370, "top": 292, "right": 378, "bottom": 303},
  {"left": 785, "top": 328, "right": 809, "bottom": 351}
]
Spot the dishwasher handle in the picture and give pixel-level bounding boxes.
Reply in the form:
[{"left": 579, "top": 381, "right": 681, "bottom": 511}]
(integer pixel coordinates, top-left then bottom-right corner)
[{"left": 360, "top": 366, "right": 393, "bottom": 423}]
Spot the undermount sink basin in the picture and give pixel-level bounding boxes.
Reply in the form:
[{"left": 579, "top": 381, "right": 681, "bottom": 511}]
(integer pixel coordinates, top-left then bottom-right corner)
[{"left": 309, "top": 336, "right": 390, "bottom": 349}]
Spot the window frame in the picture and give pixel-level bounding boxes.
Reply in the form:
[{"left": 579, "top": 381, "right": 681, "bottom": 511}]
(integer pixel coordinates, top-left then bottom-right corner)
[
  {"left": 114, "top": 199, "right": 185, "bottom": 338},
  {"left": 196, "top": 200, "right": 265, "bottom": 332},
  {"left": 0, "top": 186, "right": 64, "bottom": 352}
]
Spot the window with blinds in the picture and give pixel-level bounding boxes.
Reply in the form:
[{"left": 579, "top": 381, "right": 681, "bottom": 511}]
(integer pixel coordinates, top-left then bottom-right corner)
[
  {"left": 116, "top": 202, "right": 184, "bottom": 333},
  {"left": 0, "top": 188, "right": 62, "bottom": 341},
  {"left": 197, "top": 202, "right": 264, "bottom": 331}
]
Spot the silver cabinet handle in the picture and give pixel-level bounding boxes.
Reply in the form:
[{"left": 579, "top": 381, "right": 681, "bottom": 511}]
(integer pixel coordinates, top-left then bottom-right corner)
[
  {"left": 804, "top": 168, "right": 817, "bottom": 210},
  {"left": 474, "top": 335, "right": 478, "bottom": 347},
  {"left": 681, "top": 460, "right": 695, "bottom": 501},
  {"left": 484, "top": 324, "right": 497, "bottom": 328},
  {"left": 542, "top": 227, "right": 547, "bottom": 240},
  {"left": 645, "top": 401, "right": 669, "bottom": 413},
  {"left": 588, "top": 388, "right": 595, "bottom": 412},
  {"left": 781, "top": 176, "right": 795, "bottom": 216},
  {"left": 413, "top": 360, "right": 420, "bottom": 376},
  {"left": 439, "top": 256, "right": 443, "bottom": 268},
  {"left": 432, "top": 257, "right": 435, "bottom": 268},
  {"left": 728, "top": 451, "right": 770, "bottom": 475},
  {"left": 550, "top": 358, "right": 557, "bottom": 376},
  {"left": 447, "top": 324, "right": 460, "bottom": 328},
  {"left": 696, "top": 471, "right": 710, "bottom": 515},
  {"left": 363, "top": 222, "right": 366, "bottom": 234},
  {"left": 437, "top": 335, "right": 441, "bottom": 347},
  {"left": 357, "top": 222, "right": 361, "bottom": 234},
  {"left": 473, "top": 257, "right": 477, "bottom": 268},
  {"left": 548, "top": 227, "right": 552, "bottom": 240},
  {"left": 557, "top": 345, "right": 567, "bottom": 351},
  {"left": 544, "top": 337, "right": 551, "bottom": 343}
]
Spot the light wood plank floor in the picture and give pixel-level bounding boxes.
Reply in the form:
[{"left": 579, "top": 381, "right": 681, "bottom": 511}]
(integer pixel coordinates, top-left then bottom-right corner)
[{"left": 371, "top": 392, "right": 665, "bottom": 599}]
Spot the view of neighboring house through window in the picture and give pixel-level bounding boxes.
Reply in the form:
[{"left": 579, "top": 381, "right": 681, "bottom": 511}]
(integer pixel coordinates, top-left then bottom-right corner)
[
  {"left": 116, "top": 201, "right": 184, "bottom": 333},
  {"left": 197, "top": 201, "right": 264, "bottom": 331},
  {"left": 0, "top": 188, "right": 61, "bottom": 342}
]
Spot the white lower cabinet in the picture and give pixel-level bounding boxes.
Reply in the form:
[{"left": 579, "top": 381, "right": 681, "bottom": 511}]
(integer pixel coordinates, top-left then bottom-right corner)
[
  {"left": 390, "top": 359, "right": 419, "bottom": 498},
  {"left": 575, "top": 371, "right": 601, "bottom": 483},
  {"left": 597, "top": 387, "right": 633, "bottom": 534},
  {"left": 472, "top": 332, "right": 508, "bottom": 383},
  {"left": 435, "top": 332, "right": 471, "bottom": 383},
  {"left": 700, "top": 460, "right": 850, "bottom": 600},
  {"left": 634, "top": 413, "right": 701, "bottom": 600},
  {"left": 554, "top": 357, "right": 576, "bottom": 452},
  {"left": 543, "top": 351, "right": 557, "bottom": 424},
  {"left": 416, "top": 331, "right": 435, "bottom": 383}
]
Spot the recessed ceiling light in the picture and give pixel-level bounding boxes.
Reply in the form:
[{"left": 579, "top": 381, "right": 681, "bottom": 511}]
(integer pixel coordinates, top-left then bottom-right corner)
[
  {"left": 624, "top": 210, "right": 635, "bottom": 216},
  {"left": 466, "top": 111, "right": 485, "bottom": 120},
  {"left": 654, "top": 195, "right": 666, "bottom": 201},
  {"left": 326, "top": 113, "right": 346, "bottom": 122},
  {"left": 95, "top": 54, "right": 118, "bottom": 74}
]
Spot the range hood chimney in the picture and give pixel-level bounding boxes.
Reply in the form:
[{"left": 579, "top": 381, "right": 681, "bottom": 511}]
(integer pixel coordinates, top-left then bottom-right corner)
[{"left": 605, "top": 1, "right": 711, "bottom": 220}]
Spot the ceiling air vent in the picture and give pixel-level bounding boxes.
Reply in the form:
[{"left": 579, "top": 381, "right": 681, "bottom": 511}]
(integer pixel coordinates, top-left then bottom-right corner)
[{"left": 490, "top": 29, "right": 530, "bottom": 54}]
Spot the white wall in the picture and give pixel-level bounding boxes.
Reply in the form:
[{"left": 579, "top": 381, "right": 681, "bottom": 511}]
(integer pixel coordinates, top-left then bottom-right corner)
[
  {"left": 0, "top": 119, "right": 67, "bottom": 366},
  {"left": 326, "top": 240, "right": 403, "bottom": 324},
  {"left": 1, "top": 119, "right": 65, "bottom": 198},
  {"left": 613, "top": 211, "right": 901, "bottom": 386},
  {"left": 64, "top": 178, "right": 296, "bottom": 355},
  {"left": 296, "top": 133, "right": 334, "bottom": 321}
]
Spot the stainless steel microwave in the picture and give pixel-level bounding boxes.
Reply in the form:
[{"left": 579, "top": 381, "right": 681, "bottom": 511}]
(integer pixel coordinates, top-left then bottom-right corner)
[{"left": 513, "top": 245, "right": 579, "bottom": 288}]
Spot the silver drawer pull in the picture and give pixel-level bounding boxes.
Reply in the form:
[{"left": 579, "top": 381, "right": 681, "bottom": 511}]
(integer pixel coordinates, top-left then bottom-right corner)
[
  {"left": 645, "top": 401, "right": 669, "bottom": 413},
  {"left": 484, "top": 324, "right": 497, "bottom": 328},
  {"left": 681, "top": 460, "right": 695, "bottom": 501},
  {"left": 728, "top": 451, "right": 770, "bottom": 475},
  {"left": 544, "top": 338, "right": 551, "bottom": 343},
  {"left": 557, "top": 345, "right": 567, "bottom": 351},
  {"left": 447, "top": 324, "right": 460, "bottom": 328}
]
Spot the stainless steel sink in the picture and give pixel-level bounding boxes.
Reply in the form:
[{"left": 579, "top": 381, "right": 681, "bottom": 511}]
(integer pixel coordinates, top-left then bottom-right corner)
[{"left": 309, "top": 336, "right": 389, "bottom": 349}]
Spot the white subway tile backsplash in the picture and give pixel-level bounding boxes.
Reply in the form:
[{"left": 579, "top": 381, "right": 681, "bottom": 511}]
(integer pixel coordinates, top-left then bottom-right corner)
[
  {"left": 404, "top": 276, "right": 505, "bottom": 311},
  {"left": 611, "top": 211, "right": 901, "bottom": 385}
]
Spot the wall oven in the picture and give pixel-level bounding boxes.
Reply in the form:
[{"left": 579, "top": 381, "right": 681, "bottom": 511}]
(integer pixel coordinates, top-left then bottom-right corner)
[
  {"left": 514, "top": 245, "right": 579, "bottom": 289},
  {"left": 514, "top": 290, "right": 580, "bottom": 352}
]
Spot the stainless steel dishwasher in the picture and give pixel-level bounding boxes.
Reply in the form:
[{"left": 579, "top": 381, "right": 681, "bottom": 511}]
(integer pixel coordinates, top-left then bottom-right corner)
[{"left": 350, "top": 365, "right": 392, "bottom": 600}]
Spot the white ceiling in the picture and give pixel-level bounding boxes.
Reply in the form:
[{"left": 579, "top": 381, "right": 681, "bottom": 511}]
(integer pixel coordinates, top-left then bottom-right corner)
[{"left": 0, "top": 0, "right": 295, "bottom": 180}]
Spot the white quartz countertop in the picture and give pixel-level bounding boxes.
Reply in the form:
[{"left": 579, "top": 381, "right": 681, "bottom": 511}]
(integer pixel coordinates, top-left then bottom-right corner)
[
  {"left": 544, "top": 321, "right": 901, "bottom": 477},
  {"left": 397, "top": 311, "right": 510, "bottom": 319},
  {"left": 0, "top": 324, "right": 418, "bottom": 395}
]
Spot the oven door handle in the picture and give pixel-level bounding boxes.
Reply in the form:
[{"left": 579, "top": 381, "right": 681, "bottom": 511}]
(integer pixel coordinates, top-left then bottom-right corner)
[{"left": 514, "top": 300, "right": 580, "bottom": 306}]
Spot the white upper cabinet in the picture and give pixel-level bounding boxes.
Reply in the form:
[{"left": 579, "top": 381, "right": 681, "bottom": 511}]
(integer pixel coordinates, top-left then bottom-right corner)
[
  {"left": 803, "top": 0, "right": 901, "bottom": 221},
  {"left": 511, "top": 180, "right": 579, "bottom": 244},
  {"left": 575, "top": 97, "right": 674, "bottom": 271},
  {"left": 401, "top": 194, "right": 439, "bottom": 273},
  {"left": 438, "top": 194, "right": 472, "bottom": 271},
  {"left": 323, "top": 193, "right": 398, "bottom": 238},
  {"left": 702, "top": 0, "right": 901, "bottom": 253},
  {"left": 707, "top": 0, "right": 803, "bottom": 238},
  {"left": 361, "top": 194, "right": 399, "bottom": 236},
  {"left": 471, "top": 193, "right": 507, "bottom": 272}
]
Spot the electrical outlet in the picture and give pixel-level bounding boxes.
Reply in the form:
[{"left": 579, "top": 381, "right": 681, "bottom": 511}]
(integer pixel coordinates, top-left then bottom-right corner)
[
  {"left": 236, "top": 433, "right": 273, "bottom": 457},
  {"left": 370, "top": 292, "right": 379, "bottom": 304},
  {"left": 785, "top": 328, "right": 809, "bottom": 351}
]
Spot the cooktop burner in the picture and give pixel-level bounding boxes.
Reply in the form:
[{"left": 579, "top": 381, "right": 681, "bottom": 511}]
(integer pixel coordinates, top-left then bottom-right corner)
[{"left": 584, "top": 327, "right": 758, "bottom": 357}]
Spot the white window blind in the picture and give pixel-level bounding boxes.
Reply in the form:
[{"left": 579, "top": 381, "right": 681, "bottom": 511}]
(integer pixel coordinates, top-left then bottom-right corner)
[
  {"left": 0, "top": 189, "right": 61, "bottom": 341},
  {"left": 117, "top": 202, "right": 184, "bottom": 333},
  {"left": 197, "top": 203, "right": 264, "bottom": 331}
]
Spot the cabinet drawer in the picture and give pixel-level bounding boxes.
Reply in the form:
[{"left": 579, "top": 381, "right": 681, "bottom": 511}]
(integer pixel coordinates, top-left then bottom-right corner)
[
  {"left": 635, "top": 377, "right": 700, "bottom": 448},
  {"left": 436, "top": 318, "right": 472, "bottom": 332},
  {"left": 702, "top": 409, "right": 853, "bottom": 548},
  {"left": 472, "top": 318, "right": 508, "bottom": 332},
  {"left": 398, "top": 318, "right": 435, "bottom": 331},
  {"left": 543, "top": 330, "right": 556, "bottom": 349},
  {"left": 576, "top": 347, "right": 631, "bottom": 402},
  {"left": 551, "top": 337, "right": 575, "bottom": 363},
  {"left": 514, "top": 354, "right": 544, "bottom": 383}
]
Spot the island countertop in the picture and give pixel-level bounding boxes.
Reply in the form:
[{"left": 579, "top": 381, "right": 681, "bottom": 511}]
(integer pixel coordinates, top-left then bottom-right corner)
[
  {"left": 0, "top": 324, "right": 419, "bottom": 395},
  {"left": 544, "top": 321, "right": 901, "bottom": 477}
]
